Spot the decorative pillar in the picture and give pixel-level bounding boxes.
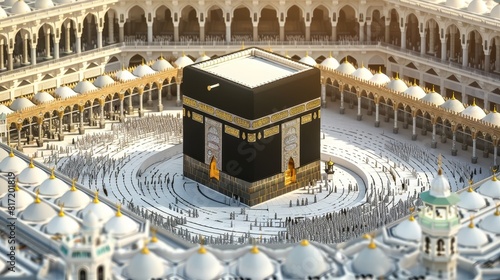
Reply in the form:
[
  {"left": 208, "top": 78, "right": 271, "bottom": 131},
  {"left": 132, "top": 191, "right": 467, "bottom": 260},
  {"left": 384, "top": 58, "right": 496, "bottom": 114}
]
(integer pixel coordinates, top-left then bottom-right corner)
[
  {"left": 167, "top": 84, "right": 172, "bottom": 100},
  {"left": 321, "top": 83, "right": 326, "bottom": 108},
  {"left": 484, "top": 49, "right": 491, "bottom": 72},
  {"left": 173, "top": 23, "right": 179, "bottom": 42},
  {"left": 200, "top": 23, "right": 205, "bottom": 42},
  {"left": 30, "top": 44, "right": 37, "bottom": 65},
  {"left": 97, "top": 29, "right": 103, "bottom": 48},
  {"left": 441, "top": 39, "right": 447, "bottom": 61},
  {"left": 420, "top": 33, "right": 426, "bottom": 54},
  {"left": 359, "top": 22, "right": 365, "bottom": 42},
  {"left": 147, "top": 89, "right": 153, "bottom": 105},
  {"left": 366, "top": 21, "right": 372, "bottom": 41},
  {"left": 384, "top": 22, "right": 390, "bottom": 43},
  {"left": 332, "top": 23, "right": 337, "bottom": 41},
  {"left": 431, "top": 122, "right": 437, "bottom": 148},
  {"left": 57, "top": 111, "right": 64, "bottom": 141},
  {"left": 119, "top": 93, "right": 125, "bottom": 122},
  {"left": 7, "top": 50, "right": 13, "bottom": 70},
  {"left": 108, "top": 11, "right": 115, "bottom": 44},
  {"left": 393, "top": 105, "right": 398, "bottom": 134},
  {"left": 15, "top": 123, "right": 23, "bottom": 151},
  {"left": 68, "top": 110, "right": 73, "bottom": 132},
  {"left": 88, "top": 103, "right": 93, "bottom": 126},
  {"left": 0, "top": 43, "right": 5, "bottom": 70},
  {"left": 253, "top": 23, "right": 258, "bottom": 41},
  {"left": 412, "top": 115, "right": 417, "bottom": 140},
  {"left": 462, "top": 43, "right": 468, "bottom": 67},
  {"left": 157, "top": 84, "right": 163, "bottom": 112},
  {"left": 493, "top": 139, "right": 498, "bottom": 166},
  {"left": 225, "top": 22, "right": 230, "bottom": 42},
  {"left": 147, "top": 23, "right": 153, "bottom": 43},
  {"left": 22, "top": 38, "right": 29, "bottom": 64},
  {"left": 77, "top": 105, "right": 84, "bottom": 134},
  {"left": 357, "top": 96, "right": 362, "bottom": 121},
  {"left": 65, "top": 24, "right": 71, "bottom": 53},
  {"left": 451, "top": 129, "right": 457, "bottom": 156},
  {"left": 45, "top": 32, "right": 52, "bottom": 59},
  {"left": 37, "top": 118, "right": 44, "bottom": 147},
  {"left": 403, "top": 110, "right": 408, "bottom": 129},
  {"left": 375, "top": 101, "right": 380, "bottom": 127},
  {"left": 471, "top": 132, "right": 478, "bottom": 163},
  {"left": 305, "top": 22, "right": 311, "bottom": 41},
  {"left": 99, "top": 99, "right": 105, "bottom": 128},
  {"left": 279, "top": 22, "right": 285, "bottom": 41},
  {"left": 119, "top": 23, "right": 125, "bottom": 43},
  {"left": 53, "top": 39, "right": 60, "bottom": 59},
  {"left": 339, "top": 85, "right": 345, "bottom": 114},
  {"left": 400, "top": 28, "right": 406, "bottom": 49},
  {"left": 138, "top": 89, "right": 144, "bottom": 117},
  {"left": 176, "top": 82, "right": 182, "bottom": 106},
  {"left": 128, "top": 94, "right": 133, "bottom": 116},
  {"left": 27, "top": 119, "right": 33, "bottom": 143},
  {"left": 75, "top": 35, "right": 81, "bottom": 54}
]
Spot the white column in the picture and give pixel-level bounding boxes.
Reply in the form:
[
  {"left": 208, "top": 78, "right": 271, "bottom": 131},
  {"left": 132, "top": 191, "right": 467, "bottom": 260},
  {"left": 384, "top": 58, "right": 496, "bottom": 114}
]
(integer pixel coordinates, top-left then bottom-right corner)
[
  {"left": 225, "top": 23, "right": 231, "bottom": 42},
  {"left": 30, "top": 45, "right": 36, "bottom": 65},
  {"left": 22, "top": 38, "right": 29, "bottom": 64},
  {"left": 97, "top": 30, "right": 102, "bottom": 48},
  {"left": 366, "top": 22, "right": 371, "bottom": 41},
  {"left": 108, "top": 12, "right": 115, "bottom": 44},
  {"left": 176, "top": 83, "right": 181, "bottom": 106},
  {"left": 305, "top": 22, "right": 310, "bottom": 41},
  {"left": 484, "top": 50, "right": 491, "bottom": 72},
  {"left": 65, "top": 26, "right": 71, "bottom": 53},
  {"left": 441, "top": 39, "right": 446, "bottom": 61},
  {"left": 0, "top": 44, "right": 4, "bottom": 70},
  {"left": 45, "top": 33, "right": 52, "bottom": 59},
  {"left": 393, "top": 109, "right": 398, "bottom": 133},
  {"left": 253, "top": 23, "right": 258, "bottom": 41},
  {"left": 321, "top": 84, "right": 326, "bottom": 107},
  {"left": 75, "top": 36, "right": 81, "bottom": 53},
  {"left": 420, "top": 33, "right": 426, "bottom": 54},
  {"left": 412, "top": 116, "right": 417, "bottom": 140},
  {"left": 7, "top": 51, "right": 13, "bottom": 70},
  {"left": 375, "top": 103, "right": 379, "bottom": 123},
  {"left": 357, "top": 97, "right": 362, "bottom": 120},
  {"left": 462, "top": 44, "right": 468, "bottom": 67},
  {"left": 147, "top": 23, "right": 153, "bottom": 43},
  {"left": 452, "top": 131, "right": 457, "bottom": 151},
  {"left": 340, "top": 91, "right": 344, "bottom": 111},
  {"left": 429, "top": 26, "right": 436, "bottom": 54},
  {"left": 53, "top": 40, "right": 60, "bottom": 59},
  {"left": 119, "top": 24, "right": 124, "bottom": 43},
  {"left": 400, "top": 29, "right": 406, "bottom": 49},
  {"left": 494, "top": 145, "right": 498, "bottom": 166},
  {"left": 472, "top": 138, "right": 477, "bottom": 158}
]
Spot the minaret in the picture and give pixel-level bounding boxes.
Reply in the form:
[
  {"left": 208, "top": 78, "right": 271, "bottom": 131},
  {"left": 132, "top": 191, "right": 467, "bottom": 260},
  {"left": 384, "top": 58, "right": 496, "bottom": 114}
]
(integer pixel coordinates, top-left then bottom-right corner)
[{"left": 418, "top": 154, "right": 460, "bottom": 279}]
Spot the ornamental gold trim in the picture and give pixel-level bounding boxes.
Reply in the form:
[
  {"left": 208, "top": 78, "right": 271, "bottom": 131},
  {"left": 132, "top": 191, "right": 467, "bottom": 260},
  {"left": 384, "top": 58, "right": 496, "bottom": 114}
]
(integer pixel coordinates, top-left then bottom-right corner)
[
  {"left": 306, "top": 99, "right": 321, "bottom": 110},
  {"left": 234, "top": 116, "right": 250, "bottom": 129},
  {"left": 263, "top": 125, "right": 279, "bottom": 138},
  {"left": 215, "top": 109, "right": 233, "bottom": 123},
  {"left": 224, "top": 125, "right": 240, "bottom": 138},
  {"left": 247, "top": 133, "right": 256, "bottom": 142},
  {"left": 252, "top": 116, "right": 270, "bottom": 129},
  {"left": 198, "top": 103, "right": 215, "bottom": 115},
  {"left": 192, "top": 112, "right": 204, "bottom": 123},
  {"left": 289, "top": 104, "right": 305, "bottom": 116},
  {"left": 271, "top": 111, "right": 289, "bottom": 122},
  {"left": 301, "top": 114, "right": 312, "bottom": 124},
  {"left": 183, "top": 96, "right": 198, "bottom": 108}
]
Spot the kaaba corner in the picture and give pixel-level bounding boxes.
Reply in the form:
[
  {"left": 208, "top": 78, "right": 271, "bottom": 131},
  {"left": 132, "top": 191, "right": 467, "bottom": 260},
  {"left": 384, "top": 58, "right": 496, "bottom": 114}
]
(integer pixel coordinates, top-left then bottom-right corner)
[{"left": 181, "top": 47, "right": 321, "bottom": 206}]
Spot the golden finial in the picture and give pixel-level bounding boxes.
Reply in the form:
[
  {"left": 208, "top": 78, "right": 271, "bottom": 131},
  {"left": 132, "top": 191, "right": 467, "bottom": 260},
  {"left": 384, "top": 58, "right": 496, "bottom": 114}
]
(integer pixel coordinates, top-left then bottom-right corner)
[
  {"left": 468, "top": 215, "right": 475, "bottom": 228},
  {"left": 493, "top": 105, "right": 497, "bottom": 113},
  {"left": 58, "top": 203, "right": 65, "bottom": 217},
  {"left": 198, "top": 235, "right": 206, "bottom": 254},
  {"left": 362, "top": 233, "right": 371, "bottom": 239},
  {"left": 14, "top": 180, "right": 19, "bottom": 191},
  {"left": 395, "top": 72, "right": 399, "bottom": 80},
  {"left": 141, "top": 239, "right": 150, "bottom": 254},
  {"left": 413, "top": 79, "right": 417, "bottom": 86},
  {"left": 344, "top": 57, "right": 348, "bottom": 64},
  {"left": 492, "top": 167, "right": 498, "bottom": 181},
  {"left": 495, "top": 203, "right": 500, "bottom": 216},
  {"left": 34, "top": 190, "right": 41, "bottom": 204},
  {"left": 378, "top": 66, "right": 382, "bottom": 74},
  {"left": 305, "top": 51, "right": 308, "bottom": 57},
  {"left": 241, "top": 41, "right": 245, "bottom": 50},
  {"left": 70, "top": 178, "right": 77, "bottom": 191},
  {"left": 182, "top": 51, "right": 185, "bottom": 57},
  {"left": 250, "top": 245, "right": 259, "bottom": 254},
  {"left": 93, "top": 190, "right": 99, "bottom": 204},
  {"left": 468, "top": 179, "right": 474, "bottom": 192},
  {"left": 472, "top": 98, "right": 476, "bottom": 106},
  {"left": 300, "top": 239, "right": 309, "bottom": 246},
  {"left": 437, "top": 154, "right": 442, "bottom": 175},
  {"left": 329, "top": 51, "right": 332, "bottom": 58},
  {"left": 368, "top": 234, "right": 376, "bottom": 249},
  {"left": 151, "top": 228, "right": 158, "bottom": 243},
  {"left": 451, "top": 92, "right": 456, "bottom": 100},
  {"left": 409, "top": 207, "right": 415, "bottom": 222},
  {"left": 116, "top": 203, "right": 122, "bottom": 217},
  {"left": 159, "top": 53, "right": 163, "bottom": 60},
  {"left": 9, "top": 148, "right": 14, "bottom": 157},
  {"left": 29, "top": 157, "right": 34, "bottom": 168},
  {"left": 50, "top": 167, "right": 56, "bottom": 179},
  {"left": 141, "top": 59, "right": 145, "bottom": 65},
  {"left": 432, "top": 85, "right": 435, "bottom": 92}
]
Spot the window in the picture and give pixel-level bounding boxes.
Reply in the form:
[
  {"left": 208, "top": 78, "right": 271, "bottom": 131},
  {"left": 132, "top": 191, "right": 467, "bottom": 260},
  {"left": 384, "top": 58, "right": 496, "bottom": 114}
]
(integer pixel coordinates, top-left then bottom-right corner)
[
  {"left": 425, "top": 237, "right": 430, "bottom": 254},
  {"left": 437, "top": 239, "right": 445, "bottom": 256},
  {"left": 79, "top": 269, "right": 87, "bottom": 280},
  {"left": 451, "top": 237, "right": 455, "bottom": 254},
  {"left": 97, "top": 265, "right": 104, "bottom": 280}
]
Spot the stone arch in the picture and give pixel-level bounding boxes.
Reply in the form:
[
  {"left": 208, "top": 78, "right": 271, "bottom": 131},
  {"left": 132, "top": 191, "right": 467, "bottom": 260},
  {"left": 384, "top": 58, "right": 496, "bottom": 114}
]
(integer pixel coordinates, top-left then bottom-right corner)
[
  {"left": 179, "top": 5, "right": 199, "bottom": 38},
  {"left": 125, "top": 6, "right": 147, "bottom": 39},
  {"left": 258, "top": 5, "right": 279, "bottom": 38},
  {"left": 387, "top": 8, "right": 401, "bottom": 45},
  {"left": 405, "top": 13, "right": 419, "bottom": 50},
  {"left": 310, "top": 5, "right": 331, "bottom": 39},
  {"left": 153, "top": 5, "right": 174, "bottom": 39},
  {"left": 128, "top": 53, "right": 146, "bottom": 67},
  {"left": 337, "top": 5, "right": 358, "bottom": 40},
  {"left": 284, "top": 5, "right": 305, "bottom": 40},
  {"left": 231, "top": 6, "right": 252, "bottom": 39},
  {"left": 205, "top": 5, "right": 225, "bottom": 40}
]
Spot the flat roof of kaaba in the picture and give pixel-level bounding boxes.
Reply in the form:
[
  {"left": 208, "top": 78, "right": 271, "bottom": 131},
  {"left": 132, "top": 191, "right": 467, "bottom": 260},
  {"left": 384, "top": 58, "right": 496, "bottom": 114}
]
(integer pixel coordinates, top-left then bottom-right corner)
[{"left": 192, "top": 48, "right": 313, "bottom": 88}]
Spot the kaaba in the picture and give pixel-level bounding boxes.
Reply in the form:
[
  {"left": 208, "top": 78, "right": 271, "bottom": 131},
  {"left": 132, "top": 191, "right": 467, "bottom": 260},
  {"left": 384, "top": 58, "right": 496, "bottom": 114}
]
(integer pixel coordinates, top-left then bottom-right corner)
[{"left": 182, "top": 47, "right": 321, "bottom": 206}]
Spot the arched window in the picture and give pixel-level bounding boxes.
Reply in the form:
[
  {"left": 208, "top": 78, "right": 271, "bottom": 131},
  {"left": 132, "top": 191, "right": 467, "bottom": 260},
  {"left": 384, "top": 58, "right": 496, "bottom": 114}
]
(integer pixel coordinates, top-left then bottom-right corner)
[
  {"left": 285, "top": 157, "right": 296, "bottom": 185},
  {"left": 451, "top": 237, "right": 455, "bottom": 254},
  {"left": 79, "top": 268, "right": 87, "bottom": 280},
  {"left": 97, "top": 265, "right": 104, "bottom": 280},
  {"left": 425, "top": 236, "right": 430, "bottom": 254},
  {"left": 437, "top": 239, "right": 445, "bottom": 256},
  {"left": 209, "top": 156, "right": 219, "bottom": 180}
]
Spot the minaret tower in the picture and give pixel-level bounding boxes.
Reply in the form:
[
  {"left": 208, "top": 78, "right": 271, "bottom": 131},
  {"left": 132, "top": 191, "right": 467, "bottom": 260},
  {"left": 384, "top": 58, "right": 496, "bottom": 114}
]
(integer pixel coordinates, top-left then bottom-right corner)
[{"left": 418, "top": 155, "right": 460, "bottom": 279}]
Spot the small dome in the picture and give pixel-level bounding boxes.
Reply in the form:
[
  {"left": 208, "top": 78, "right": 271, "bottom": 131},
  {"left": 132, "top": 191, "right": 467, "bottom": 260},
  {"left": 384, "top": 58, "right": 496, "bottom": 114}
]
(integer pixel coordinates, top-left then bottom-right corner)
[
  {"left": 441, "top": 94, "right": 465, "bottom": 112},
  {"left": 461, "top": 100, "right": 486, "bottom": 119},
  {"left": 0, "top": 104, "right": 14, "bottom": 115},
  {"left": 195, "top": 54, "right": 211, "bottom": 63},
  {"left": 458, "top": 186, "right": 486, "bottom": 210},
  {"left": 352, "top": 239, "right": 393, "bottom": 277},
  {"left": 174, "top": 55, "right": 194, "bottom": 68},
  {"left": 0, "top": 177, "right": 8, "bottom": 197},
  {"left": 93, "top": 75, "right": 115, "bottom": 88},
  {"left": 184, "top": 246, "right": 222, "bottom": 280},
  {"left": 54, "top": 0, "right": 75, "bottom": 3},
  {"left": 446, "top": 0, "right": 466, "bottom": 9},
  {"left": 430, "top": 169, "right": 451, "bottom": 198},
  {"left": 237, "top": 246, "right": 274, "bottom": 279},
  {"left": 3, "top": 0, "right": 18, "bottom": 5},
  {"left": 1, "top": 182, "right": 32, "bottom": 211},
  {"left": 82, "top": 210, "right": 100, "bottom": 230},
  {"left": 421, "top": 90, "right": 445, "bottom": 106},
  {"left": 46, "top": 206, "right": 80, "bottom": 235},
  {"left": 80, "top": 191, "right": 114, "bottom": 222},
  {"left": 468, "top": 0, "right": 488, "bottom": 14},
  {"left": 11, "top": 0, "right": 31, "bottom": 15},
  {"left": 482, "top": 108, "right": 500, "bottom": 126},
  {"left": 336, "top": 60, "right": 356, "bottom": 75},
  {"left": 151, "top": 56, "right": 174, "bottom": 71},
  {"left": 33, "top": 91, "right": 55, "bottom": 104},
  {"left": 18, "top": 159, "right": 49, "bottom": 186},
  {"left": 492, "top": 4, "right": 500, "bottom": 18},
  {"left": 126, "top": 246, "right": 166, "bottom": 280},
  {"left": 0, "top": 150, "right": 29, "bottom": 174},
  {"left": 73, "top": 80, "right": 97, "bottom": 94},
  {"left": 457, "top": 219, "right": 488, "bottom": 247},
  {"left": 104, "top": 205, "right": 138, "bottom": 236},
  {"left": 477, "top": 174, "right": 500, "bottom": 198},
  {"left": 320, "top": 55, "right": 340, "bottom": 70},
  {"left": 10, "top": 97, "right": 35, "bottom": 111},
  {"left": 283, "top": 240, "right": 328, "bottom": 278},
  {"left": 54, "top": 86, "right": 77, "bottom": 99},
  {"left": 22, "top": 193, "right": 57, "bottom": 222},
  {"left": 115, "top": 69, "right": 137, "bottom": 81},
  {"left": 38, "top": 169, "right": 69, "bottom": 197},
  {"left": 132, "top": 63, "right": 156, "bottom": 77},
  {"left": 58, "top": 181, "right": 91, "bottom": 209},
  {"left": 0, "top": 148, "right": 10, "bottom": 161},
  {"left": 386, "top": 74, "right": 408, "bottom": 93},
  {"left": 393, "top": 214, "right": 422, "bottom": 241},
  {"left": 34, "top": 0, "right": 54, "bottom": 9},
  {"left": 0, "top": 7, "right": 7, "bottom": 19},
  {"left": 370, "top": 71, "right": 391, "bottom": 85},
  {"left": 404, "top": 84, "right": 426, "bottom": 99},
  {"left": 299, "top": 54, "right": 317, "bottom": 66},
  {"left": 351, "top": 65, "right": 374, "bottom": 81},
  {"left": 478, "top": 208, "right": 500, "bottom": 234}
]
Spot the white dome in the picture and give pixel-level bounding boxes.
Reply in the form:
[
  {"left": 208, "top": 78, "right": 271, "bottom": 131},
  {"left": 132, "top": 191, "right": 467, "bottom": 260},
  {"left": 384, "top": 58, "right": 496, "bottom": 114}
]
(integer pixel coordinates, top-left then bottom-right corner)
[
  {"left": 54, "top": 86, "right": 77, "bottom": 99},
  {"left": 336, "top": 61, "right": 356, "bottom": 75},
  {"left": 478, "top": 210, "right": 500, "bottom": 234},
  {"left": 237, "top": 246, "right": 274, "bottom": 279},
  {"left": 174, "top": 55, "right": 194, "bottom": 68},
  {"left": 151, "top": 57, "right": 174, "bottom": 71},
  {"left": 458, "top": 187, "right": 486, "bottom": 210},
  {"left": 73, "top": 80, "right": 97, "bottom": 94},
  {"left": 393, "top": 215, "right": 422, "bottom": 241},
  {"left": 195, "top": 54, "right": 211, "bottom": 63},
  {"left": 0, "top": 151, "right": 29, "bottom": 174},
  {"left": 492, "top": 4, "right": 500, "bottom": 18},
  {"left": 441, "top": 95, "right": 465, "bottom": 112},
  {"left": 0, "top": 7, "right": 7, "bottom": 19},
  {"left": 370, "top": 72, "right": 391, "bottom": 85},
  {"left": 46, "top": 208, "right": 80, "bottom": 235},
  {"left": 351, "top": 66, "right": 374, "bottom": 81},
  {"left": 58, "top": 182, "right": 91, "bottom": 209},
  {"left": 1, "top": 183, "right": 32, "bottom": 211},
  {"left": 33, "top": 91, "right": 55, "bottom": 104},
  {"left": 320, "top": 55, "right": 340, "bottom": 70},
  {"left": 104, "top": 207, "right": 138, "bottom": 236},
  {"left": 82, "top": 210, "right": 100, "bottom": 230},
  {"left": 0, "top": 104, "right": 14, "bottom": 115},
  {"left": 184, "top": 246, "right": 222, "bottom": 280},
  {"left": 421, "top": 91, "right": 445, "bottom": 106},
  {"left": 34, "top": 0, "right": 54, "bottom": 9},
  {"left": 468, "top": 0, "right": 488, "bottom": 14},
  {"left": 352, "top": 240, "right": 393, "bottom": 277},
  {"left": 10, "top": 97, "right": 35, "bottom": 111},
  {"left": 11, "top": 0, "right": 31, "bottom": 15},
  {"left": 482, "top": 109, "right": 500, "bottom": 126},
  {"left": 283, "top": 240, "right": 328, "bottom": 278},
  {"left": 430, "top": 170, "right": 451, "bottom": 198},
  {"left": 457, "top": 221, "right": 488, "bottom": 247},
  {"left": 477, "top": 175, "right": 500, "bottom": 198},
  {"left": 446, "top": 0, "right": 466, "bottom": 9},
  {"left": 0, "top": 148, "right": 10, "bottom": 161},
  {"left": 299, "top": 55, "right": 317, "bottom": 66},
  {"left": 3, "top": 0, "right": 18, "bottom": 5},
  {"left": 404, "top": 84, "right": 426, "bottom": 99},
  {"left": 0, "top": 177, "right": 8, "bottom": 197},
  {"left": 461, "top": 101, "right": 486, "bottom": 119},
  {"left": 18, "top": 160, "right": 48, "bottom": 186},
  {"left": 54, "top": 0, "right": 74, "bottom": 3},
  {"left": 126, "top": 247, "right": 166, "bottom": 280},
  {"left": 80, "top": 192, "right": 114, "bottom": 222},
  {"left": 93, "top": 75, "right": 115, "bottom": 88},
  {"left": 115, "top": 69, "right": 137, "bottom": 81},
  {"left": 38, "top": 170, "right": 69, "bottom": 197},
  {"left": 132, "top": 64, "right": 156, "bottom": 77},
  {"left": 22, "top": 195, "right": 57, "bottom": 222},
  {"left": 386, "top": 77, "right": 408, "bottom": 93}
]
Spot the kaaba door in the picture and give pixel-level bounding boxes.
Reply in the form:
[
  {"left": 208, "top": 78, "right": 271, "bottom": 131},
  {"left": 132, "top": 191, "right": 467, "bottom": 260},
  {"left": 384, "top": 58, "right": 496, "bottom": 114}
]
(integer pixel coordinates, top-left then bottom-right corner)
[
  {"left": 285, "top": 157, "right": 296, "bottom": 185},
  {"left": 209, "top": 156, "right": 220, "bottom": 180}
]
